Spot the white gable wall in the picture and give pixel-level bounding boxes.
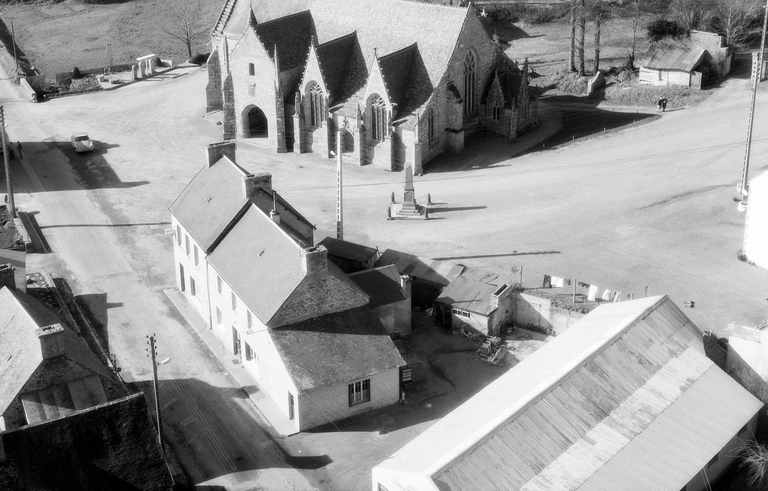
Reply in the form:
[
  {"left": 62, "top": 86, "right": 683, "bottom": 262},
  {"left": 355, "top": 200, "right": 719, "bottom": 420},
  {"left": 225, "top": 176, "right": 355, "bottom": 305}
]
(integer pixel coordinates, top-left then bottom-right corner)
[{"left": 744, "top": 171, "right": 768, "bottom": 269}]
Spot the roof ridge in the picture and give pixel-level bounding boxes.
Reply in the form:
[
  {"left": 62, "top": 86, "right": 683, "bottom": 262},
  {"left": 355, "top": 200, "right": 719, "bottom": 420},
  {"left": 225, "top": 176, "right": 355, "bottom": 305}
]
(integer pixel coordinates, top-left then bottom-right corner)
[
  {"left": 378, "top": 42, "right": 417, "bottom": 60},
  {"left": 317, "top": 30, "right": 357, "bottom": 49},
  {"left": 256, "top": 8, "right": 312, "bottom": 27}
]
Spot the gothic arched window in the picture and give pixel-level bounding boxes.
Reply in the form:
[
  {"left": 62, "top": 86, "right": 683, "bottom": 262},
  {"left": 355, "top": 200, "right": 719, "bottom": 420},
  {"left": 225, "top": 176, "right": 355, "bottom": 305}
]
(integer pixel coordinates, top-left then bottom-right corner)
[
  {"left": 371, "top": 95, "right": 387, "bottom": 143},
  {"left": 428, "top": 108, "right": 436, "bottom": 141},
  {"left": 463, "top": 50, "right": 476, "bottom": 115},
  {"left": 308, "top": 83, "right": 325, "bottom": 128},
  {"left": 492, "top": 102, "right": 501, "bottom": 121}
]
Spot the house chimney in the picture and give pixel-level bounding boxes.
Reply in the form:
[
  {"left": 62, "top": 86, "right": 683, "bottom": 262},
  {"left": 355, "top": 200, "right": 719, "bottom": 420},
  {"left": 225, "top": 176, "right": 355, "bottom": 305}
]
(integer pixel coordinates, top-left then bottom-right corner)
[
  {"left": 400, "top": 275, "right": 412, "bottom": 299},
  {"left": 490, "top": 284, "right": 509, "bottom": 310},
  {"left": 36, "top": 324, "right": 66, "bottom": 359},
  {"left": 0, "top": 264, "right": 15, "bottom": 290},
  {"left": 301, "top": 246, "right": 328, "bottom": 275},
  {"left": 243, "top": 172, "right": 272, "bottom": 199},
  {"left": 206, "top": 140, "right": 237, "bottom": 167},
  {"left": 269, "top": 190, "right": 281, "bottom": 224}
]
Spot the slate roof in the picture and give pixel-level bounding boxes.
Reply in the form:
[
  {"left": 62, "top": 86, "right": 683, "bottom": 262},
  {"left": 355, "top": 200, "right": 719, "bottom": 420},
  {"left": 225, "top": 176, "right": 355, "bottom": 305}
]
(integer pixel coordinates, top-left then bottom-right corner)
[
  {"left": 0, "top": 287, "right": 113, "bottom": 417},
  {"left": 267, "top": 306, "right": 405, "bottom": 393},
  {"left": 639, "top": 47, "right": 708, "bottom": 72},
  {"left": 255, "top": 11, "right": 315, "bottom": 70},
  {"left": 315, "top": 33, "right": 366, "bottom": 106},
  {"left": 374, "top": 296, "right": 763, "bottom": 490},
  {"left": 208, "top": 203, "right": 306, "bottom": 325},
  {"left": 222, "top": 0, "right": 469, "bottom": 88},
  {"left": 169, "top": 156, "right": 254, "bottom": 253},
  {"left": 21, "top": 374, "right": 107, "bottom": 426},
  {"left": 376, "top": 249, "right": 464, "bottom": 287},
  {"left": 318, "top": 237, "right": 377, "bottom": 264},
  {"left": 349, "top": 265, "right": 406, "bottom": 309},
  {"left": 436, "top": 276, "right": 501, "bottom": 316},
  {"left": 0, "top": 393, "right": 174, "bottom": 491}
]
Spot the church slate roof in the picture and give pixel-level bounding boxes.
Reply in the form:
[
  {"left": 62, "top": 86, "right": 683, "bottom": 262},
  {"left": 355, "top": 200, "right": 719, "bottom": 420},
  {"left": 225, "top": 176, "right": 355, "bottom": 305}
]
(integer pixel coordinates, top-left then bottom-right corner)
[
  {"left": 254, "top": 10, "right": 315, "bottom": 71},
  {"left": 316, "top": 32, "right": 367, "bottom": 106},
  {"left": 221, "top": 0, "right": 469, "bottom": 89}
]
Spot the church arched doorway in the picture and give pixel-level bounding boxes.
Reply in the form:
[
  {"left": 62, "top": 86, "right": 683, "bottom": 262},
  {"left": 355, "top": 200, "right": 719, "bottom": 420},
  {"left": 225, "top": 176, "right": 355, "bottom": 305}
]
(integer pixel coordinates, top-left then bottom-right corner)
[{"left": 243, "top": 105, "right": 268, "bottom": 138}]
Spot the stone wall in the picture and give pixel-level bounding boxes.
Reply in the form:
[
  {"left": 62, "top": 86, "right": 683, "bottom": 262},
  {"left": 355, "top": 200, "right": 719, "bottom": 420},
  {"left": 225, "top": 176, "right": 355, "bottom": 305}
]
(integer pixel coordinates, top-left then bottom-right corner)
[
  {"left": 297, "top": 368, "right": 400, "bottom": 431},
  {"left": 270, "top": 251, "right": 369, "bottom": 327},
  {"left": 511, "top": 292, "right": 585, "bottom": 334},
  {"left": 206, "top": 49, "right": 223, "bottom": 112}
]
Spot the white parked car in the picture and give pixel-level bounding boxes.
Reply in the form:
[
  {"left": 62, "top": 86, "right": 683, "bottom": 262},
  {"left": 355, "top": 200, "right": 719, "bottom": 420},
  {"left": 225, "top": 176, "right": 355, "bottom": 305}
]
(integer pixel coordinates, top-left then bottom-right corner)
[{"left": 71, "top": 132, "right": 94, "bottom": 153}]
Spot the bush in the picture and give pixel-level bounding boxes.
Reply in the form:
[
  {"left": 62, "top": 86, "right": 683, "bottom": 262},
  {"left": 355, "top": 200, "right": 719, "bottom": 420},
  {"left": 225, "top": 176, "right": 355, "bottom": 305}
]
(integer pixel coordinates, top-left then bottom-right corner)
[
  {"left": 188, "top": 53, "right": 209, "bottom": 66},
  {"left": 72, "top": 66, "right": 82, "bottom": 79},
  {"left": 739, "top": 440, "right": 768, "bottom": 487},
  {"left": 646, "top": 19, "right": 689, "bottom": 42}
]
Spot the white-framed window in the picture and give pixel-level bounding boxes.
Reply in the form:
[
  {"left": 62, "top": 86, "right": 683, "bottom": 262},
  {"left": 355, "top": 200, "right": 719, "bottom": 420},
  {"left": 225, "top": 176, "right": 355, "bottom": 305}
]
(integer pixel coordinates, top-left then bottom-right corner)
[
  {"left": 231, "top": 292, "right": 237, "bottom": 311},
  {"left": 185, "top": 235, "right": 190, "bottom": 256},
  {"left": 452, "top": 308, "right": 470, "bottom": 318},
  {"left": 190, "top": 277, "right": 196, "bottom": 297},
  {"left": 176, "top": 225, "right": 181, "bottom": 246},
  {"left": 308, "top": 82, "right": 324, "bottom": 128},
  {"left": 194, "top": 245, "right": 199, "bottom": 266},
  {"left": 217, "top": 275, "right": 222, "bottom": 294},
  {"left": 348, "top": 379, "right": 371, "bottom": 406},
  {"left": 245, "top": 342, "right": 253, "bottom": 361},
  {"left": 370, "top": 95, "right": 387, "bottom": 143},
  {"left": 248, "top": 63, "right": 255, "bottom": 76},
  {"left": 216, "top": 307, "right": 222, "bottom": 325},
  {"left": 247, "top": 310, "right": 253, "bottom": 330},
  {"left": 492, "top": 102, "right": 501, "bottom": 121},
  {"left": 464, "top": 50, "right": 476, "bottom": 115}
]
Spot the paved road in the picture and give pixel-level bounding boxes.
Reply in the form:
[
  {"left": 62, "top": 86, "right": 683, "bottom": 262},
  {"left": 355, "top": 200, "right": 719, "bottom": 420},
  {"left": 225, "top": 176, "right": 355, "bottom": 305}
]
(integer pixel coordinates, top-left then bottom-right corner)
[
  {"left": 0, "top": 68, "right": 317, "bottom": 489},
  {"left": 0, "top": 58, "right": 766, "bottom": 491}
]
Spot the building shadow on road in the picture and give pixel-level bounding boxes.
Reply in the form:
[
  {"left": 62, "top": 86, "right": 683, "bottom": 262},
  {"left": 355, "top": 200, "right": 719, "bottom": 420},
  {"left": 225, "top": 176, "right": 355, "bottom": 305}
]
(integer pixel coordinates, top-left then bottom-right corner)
[
  {"left": 126, "top": 378, "right": 333, "bottom": 485},
  {"left": 13, "top": 141, "right": 149, "bottom": 193}
]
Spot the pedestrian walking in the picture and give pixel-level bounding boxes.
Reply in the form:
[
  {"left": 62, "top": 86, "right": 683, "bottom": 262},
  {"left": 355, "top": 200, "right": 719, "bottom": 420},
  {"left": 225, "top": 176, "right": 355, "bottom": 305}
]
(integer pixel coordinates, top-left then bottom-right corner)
[
  {"left": 657, "top": 97, "right": 663, "bottom": 113},
  {"left": 661, "top": 97, "right": 668, "bottom": 112}
]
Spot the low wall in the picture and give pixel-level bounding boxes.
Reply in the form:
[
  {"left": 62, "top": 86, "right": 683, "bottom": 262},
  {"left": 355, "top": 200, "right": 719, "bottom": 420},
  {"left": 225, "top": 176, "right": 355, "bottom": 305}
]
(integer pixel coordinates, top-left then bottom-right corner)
[
  {"left": 55, "top": 64, "right": 135, "bottom": 85},
  {"left": 511, "top": 291, "right": 586, "bottom": 334}
]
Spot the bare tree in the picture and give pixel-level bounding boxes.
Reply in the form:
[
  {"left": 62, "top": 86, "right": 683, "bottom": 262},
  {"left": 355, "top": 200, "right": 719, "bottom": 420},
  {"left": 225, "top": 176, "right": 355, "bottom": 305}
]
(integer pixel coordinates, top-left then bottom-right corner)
[
  {"left": 163, "top": 0, "right": 206, "bottom": 59},
  {"left": 710, "top": 0, "right": 763, "bottom": 47},
  {"left": 591, "top": 1, "right": 616, "bottom": 74},
  {"left": 577, "top": 0, "right": 586, "bottom": 75},
  {"left": 569, "top": 0, "right": 578, "bottom": 71},
  {"left": 670, "top": 0, "right": 716, "bottom": 30}
]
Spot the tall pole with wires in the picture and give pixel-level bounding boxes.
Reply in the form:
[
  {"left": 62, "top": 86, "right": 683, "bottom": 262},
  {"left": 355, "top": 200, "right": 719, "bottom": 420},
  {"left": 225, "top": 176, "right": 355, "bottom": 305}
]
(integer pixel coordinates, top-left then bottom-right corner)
[{"left": 739, "top": 0, "right": 768, "bottom": 208}]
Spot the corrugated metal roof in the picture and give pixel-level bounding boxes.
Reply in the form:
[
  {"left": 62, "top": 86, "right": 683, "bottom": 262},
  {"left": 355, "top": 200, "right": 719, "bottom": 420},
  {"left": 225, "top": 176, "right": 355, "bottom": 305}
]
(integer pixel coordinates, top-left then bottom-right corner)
[
  {"left": 208, "top": 203, "right": 305, "bottom": 325},
  {"left": 436, "top": 276, "right": 501, "bottom": 316},
  {"left": 318, "top": 237, "right": 377, "bottom": 263},
  {"left": 376, "top": 249, "right": 463, "bottom": 286},
  {"left": 639, "top": 47, "right": 707, "bottom": 72},
  {"left": 375, "top": 296, "right": 763, "bottom": 490},
  {"left": 169, "top": 157, "right": 253, "bottom": 253}
]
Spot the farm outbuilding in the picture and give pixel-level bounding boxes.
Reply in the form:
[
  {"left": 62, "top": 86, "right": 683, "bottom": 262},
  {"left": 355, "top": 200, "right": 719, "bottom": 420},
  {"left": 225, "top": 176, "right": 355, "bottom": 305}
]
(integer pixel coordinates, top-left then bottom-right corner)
[
  {"left": 434, "top": 275, "right": 513, "bottom": 336},
  {"left": 638, "top": 47, "right": 713, "bottom": 89}
]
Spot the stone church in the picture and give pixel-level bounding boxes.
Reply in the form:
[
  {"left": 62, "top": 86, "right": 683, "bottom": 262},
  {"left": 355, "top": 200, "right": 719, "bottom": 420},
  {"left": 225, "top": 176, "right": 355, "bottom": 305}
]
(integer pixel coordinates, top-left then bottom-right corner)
[{"left": 206, "top": 0, "right": 538, "bottom": 171}]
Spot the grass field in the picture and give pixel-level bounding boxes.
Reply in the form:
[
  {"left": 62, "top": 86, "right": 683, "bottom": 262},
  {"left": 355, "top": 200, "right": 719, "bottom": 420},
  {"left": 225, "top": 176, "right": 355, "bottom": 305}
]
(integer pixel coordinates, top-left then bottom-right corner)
[{"left": 0, "top": 0, "right": 224, "bottom": 78}]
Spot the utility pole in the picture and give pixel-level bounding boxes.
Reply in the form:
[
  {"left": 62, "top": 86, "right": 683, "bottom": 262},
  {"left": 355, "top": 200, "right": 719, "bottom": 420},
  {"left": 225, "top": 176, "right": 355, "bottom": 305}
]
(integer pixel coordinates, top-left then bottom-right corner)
[
  {"left": 0, "top": 107, "right": 15, "bottom": 219},
  {"left": 10, "top": 21, "right": 18, "bottom": 75},
  {"left": 336, "top": 122, "right": 347, "bottom": 241},
  {"left": 146, "top": 334, "right": 164, "bottom": 454},
  {"left": 739, "top": 0, "right": 768, "bottom": 207}
]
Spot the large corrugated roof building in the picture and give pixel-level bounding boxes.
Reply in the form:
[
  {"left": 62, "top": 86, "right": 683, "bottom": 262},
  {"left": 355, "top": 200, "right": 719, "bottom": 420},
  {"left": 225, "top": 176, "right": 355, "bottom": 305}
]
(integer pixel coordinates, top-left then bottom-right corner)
[{"left": 373, "top": 295, "right": 763, "bottom": 491}]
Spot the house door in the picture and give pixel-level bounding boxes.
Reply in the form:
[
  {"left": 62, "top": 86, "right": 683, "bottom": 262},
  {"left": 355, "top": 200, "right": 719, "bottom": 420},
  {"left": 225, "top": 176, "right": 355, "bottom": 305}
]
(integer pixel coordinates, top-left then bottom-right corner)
[
  {"left": 179, "top": 264, "right": 185, "bottom": 292},
  {"left": 288, "top": 392, "right": 295, "bottom": 420},
  {"left": 232, "top": 326, "right": 240, "bottom": 356}
]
